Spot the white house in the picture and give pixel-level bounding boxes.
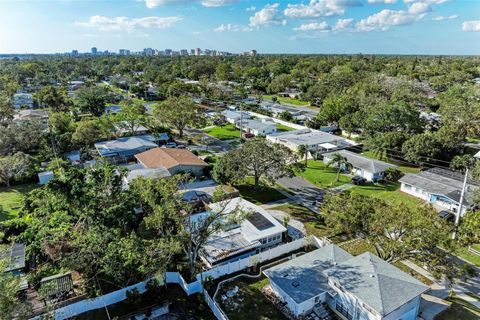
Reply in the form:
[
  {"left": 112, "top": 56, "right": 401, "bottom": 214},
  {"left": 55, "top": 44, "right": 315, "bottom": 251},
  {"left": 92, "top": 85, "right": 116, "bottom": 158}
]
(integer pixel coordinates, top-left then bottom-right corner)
[
  {"left": 237, "top": 119, "right": 277, "bottom": 136},
  {"left": 322, "top": 150, "right": 397, "bottom": 182},
  {"left": 264, "top": 244, "right": 429, "bottom": 319},
  {"left": 221, "top": 110, "right": 252, "bottom": 124},
  {"left": 266, "top": 129, "right": 352, "bottom": 156},
  {"left": 196, "top": 197, "right": 286, "bottom": 268},
  {"left": 399, "top": 168, "right": 478, "bottom": 216}
]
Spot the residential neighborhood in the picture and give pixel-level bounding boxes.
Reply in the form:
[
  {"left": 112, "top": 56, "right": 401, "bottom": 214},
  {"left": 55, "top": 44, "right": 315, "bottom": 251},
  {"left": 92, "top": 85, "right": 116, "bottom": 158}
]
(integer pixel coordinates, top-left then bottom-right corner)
[{"left": 1, "top": 3, "right": 480, "bottom": 319}]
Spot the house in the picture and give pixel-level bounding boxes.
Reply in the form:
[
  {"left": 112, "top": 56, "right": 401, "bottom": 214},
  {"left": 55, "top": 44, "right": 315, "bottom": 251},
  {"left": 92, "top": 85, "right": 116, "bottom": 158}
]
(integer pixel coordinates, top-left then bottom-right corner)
[
  {"left": 13, "top": 109, "right": 48, "bottom": 122},
  {"left": 399, "top": 168, "right": 478, "bottom": 216},
  {"left": 12, "top": 93, "right": 34, "bottom": 109},
  {"left": 237, "top": 118, "right": 277, "bottom": 136},
  {"left": 266, "top": 129, "right": 352, "bottom": 156},
  {"left": 322, "top": 150, "right": 398, "bottom": 182},
  {"left": 135, "top": 147, "right": 208, "bottom": 177},
  {"left": 94, "top": 135, "right": 158, "bottom": 159},
  {"left": 221, "top": 110, "right": 252, "bottom": 124},
  {"left": 197, "top": 197, "right": 286, "bottom": 268},
  {"left": 264, "top": 244, "right": 429, "bottom": 319}
]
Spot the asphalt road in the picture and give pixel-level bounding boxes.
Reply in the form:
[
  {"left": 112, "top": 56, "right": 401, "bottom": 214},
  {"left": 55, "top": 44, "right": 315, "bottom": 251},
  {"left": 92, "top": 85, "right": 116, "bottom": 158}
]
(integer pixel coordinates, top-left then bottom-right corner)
[{"left": 276, "top": 176, "right": 325, "bottom": 205}]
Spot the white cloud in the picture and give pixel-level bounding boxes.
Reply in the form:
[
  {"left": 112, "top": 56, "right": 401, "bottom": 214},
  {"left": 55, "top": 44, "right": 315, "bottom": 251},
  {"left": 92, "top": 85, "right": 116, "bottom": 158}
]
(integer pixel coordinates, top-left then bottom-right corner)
[
  {"left": 214, "top": 23, "right": 253, "bottom": 32},
  {"left": 403, "top": 0, "right": 446, "bottom": 4},
  {"left": 294, "top": 21, "right": 330, "bottom": 31},
  {"left": 246, "top": 6, "right": 256, "bottom": 11},
  {"left": 284, "top": 0, "right": 362, "bottom": 19},
  {"left": 333, "top": 18, "right": 354, "bottom": 30},
  {"left": 249, "top": 3, "right": 286, "bottom": 27},
  {"left": 407, "top": 2, "right": 430, "bottom": 15},
  {"left": 432, "top": 14, "right": 457, "bottom": 21},
  {"left": 462, "top": 20, "right": 480, "bottom": 32},
  {"left": 144, "top": 0, "right": 236, "bottom": 8},
  {"left": 75, "top": 15, "right": 182, "bottom": 33},
  {"left": 367, "top": 0, "right": 396, "bottom": 3},
  {"left": 355, "top": 9, "right": 423, "bottom": 31}
]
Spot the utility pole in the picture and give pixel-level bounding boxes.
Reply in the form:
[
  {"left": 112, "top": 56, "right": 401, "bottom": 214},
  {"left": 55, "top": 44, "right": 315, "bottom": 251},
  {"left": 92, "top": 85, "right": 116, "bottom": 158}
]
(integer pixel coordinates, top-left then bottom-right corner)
[
  {"left": 239, "top": 103, "right": 243, "bottom": 141},
  {"left": 452, "top": 168, "right": 469, "bottom": 239}
]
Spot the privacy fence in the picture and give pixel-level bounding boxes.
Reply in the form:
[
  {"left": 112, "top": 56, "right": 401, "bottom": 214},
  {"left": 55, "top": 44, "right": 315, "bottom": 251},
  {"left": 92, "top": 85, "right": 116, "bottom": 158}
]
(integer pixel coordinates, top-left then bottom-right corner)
[{"left": 52, "top": 236, "right": 329, "bottom": 320}]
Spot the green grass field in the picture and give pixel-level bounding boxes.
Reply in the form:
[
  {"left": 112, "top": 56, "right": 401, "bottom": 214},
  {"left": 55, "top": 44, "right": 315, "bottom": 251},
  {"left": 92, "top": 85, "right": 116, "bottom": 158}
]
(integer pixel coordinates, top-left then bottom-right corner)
[
  {"left": 262, "top": 95, "right": 310, "bottom": 107},
  {"left": 437, "top": 297, "right": 480, "bottom": 320},
  {"left": 0, "top": 183, "right": 38, "bottom": 221},
  {"left": 296, "top": 160, "right": 351, "bottom": 188},
  {"left": 456, "top": 246, "right": 480, "bottom": 267},
  {"left": 203, "top": 124, "right": 241, "bottom": 140},
  {"left": 350, "top": 182, "right": 424, "bottom": 209}
]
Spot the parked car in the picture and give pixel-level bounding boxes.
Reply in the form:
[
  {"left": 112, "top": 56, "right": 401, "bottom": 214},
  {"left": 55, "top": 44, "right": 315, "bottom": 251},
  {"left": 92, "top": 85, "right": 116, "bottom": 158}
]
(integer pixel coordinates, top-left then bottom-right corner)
[
  {"left": 242, "top": 132, "right": 255, "bottom": 139},
  {"left": 176, "top": 144, "right": 186, "bottom": 149},
  {"left": 351, "top": 176, "right": 367, "bottom": 185},
  {"left": 438, "top": 210, "right": 455, "bottom": 222},
  {"left": 162, "top": 142, "right": 177, "bottom": 148}
]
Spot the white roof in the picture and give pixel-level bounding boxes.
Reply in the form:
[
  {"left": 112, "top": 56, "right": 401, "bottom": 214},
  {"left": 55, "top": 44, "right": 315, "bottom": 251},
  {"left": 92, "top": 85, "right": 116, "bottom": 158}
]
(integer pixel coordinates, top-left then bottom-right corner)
[
  {"left": 268, "top": 129, "right": 347, "bottom": 148},
  {"left": 474, "top": 151, "right": 480, "bottom": 159},
  {"left": 319, "top": 142, "right": 338, "bottom": 150}
]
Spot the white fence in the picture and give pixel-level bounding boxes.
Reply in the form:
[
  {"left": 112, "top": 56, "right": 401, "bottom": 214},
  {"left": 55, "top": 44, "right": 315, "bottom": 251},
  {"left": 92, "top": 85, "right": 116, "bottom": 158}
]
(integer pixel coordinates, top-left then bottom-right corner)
[
  {"left": 51, "top": 236, "right": 328, "bottom": 320},
  {"left": 54, "top": 280, "right": 148, "bottom": 320}
]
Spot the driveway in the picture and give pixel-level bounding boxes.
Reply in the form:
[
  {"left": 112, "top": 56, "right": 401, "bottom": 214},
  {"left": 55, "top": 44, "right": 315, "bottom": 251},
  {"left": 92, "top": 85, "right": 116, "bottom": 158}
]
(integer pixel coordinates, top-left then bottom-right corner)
[{"left": 276, "top": 176, "right": 325, "bottom": 206}]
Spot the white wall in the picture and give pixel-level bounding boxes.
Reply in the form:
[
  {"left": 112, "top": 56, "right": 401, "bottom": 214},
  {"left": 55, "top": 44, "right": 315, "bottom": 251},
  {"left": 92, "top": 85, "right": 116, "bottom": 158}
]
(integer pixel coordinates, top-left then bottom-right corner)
[
  {"left": 400, "top": 183, "right": 431, "bottom": 201},
  {"left": 384, "top": 296, "right": 421, "bottom": 320}
]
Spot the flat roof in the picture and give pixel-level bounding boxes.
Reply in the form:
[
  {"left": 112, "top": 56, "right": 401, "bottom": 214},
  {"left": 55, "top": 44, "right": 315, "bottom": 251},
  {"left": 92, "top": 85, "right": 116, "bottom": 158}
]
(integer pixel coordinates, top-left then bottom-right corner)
[
  {"left": 323, "top": 150, "right": 397, "bottom": 173},
  {"left": 267, "top": 129, "right": 346, "bottom": 147},
  {"left": 94, "top": 135, "right": 158, "bottom": 157}
]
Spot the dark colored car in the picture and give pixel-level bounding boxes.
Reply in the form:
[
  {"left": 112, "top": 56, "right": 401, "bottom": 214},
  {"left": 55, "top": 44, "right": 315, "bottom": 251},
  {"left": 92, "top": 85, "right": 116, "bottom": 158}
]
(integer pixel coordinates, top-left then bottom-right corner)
[
  {"left": 438, "top": 210, "right": 456, "bottom": 222},
  {"left": 351, "top": 176, "right": 367, "bottom": 185}
]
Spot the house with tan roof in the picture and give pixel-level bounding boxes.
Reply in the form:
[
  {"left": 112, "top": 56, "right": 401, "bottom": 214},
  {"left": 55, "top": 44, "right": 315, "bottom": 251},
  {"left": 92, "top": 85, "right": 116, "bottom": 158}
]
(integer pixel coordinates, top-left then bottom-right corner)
[{"left": 135, "top": 147, "right": 208, "bottom": 177}]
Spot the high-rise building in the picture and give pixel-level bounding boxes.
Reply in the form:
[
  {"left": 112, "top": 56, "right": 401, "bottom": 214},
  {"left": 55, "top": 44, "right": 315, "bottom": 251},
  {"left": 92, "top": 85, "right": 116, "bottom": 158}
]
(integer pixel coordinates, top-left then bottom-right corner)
[
  {"left": 143, "top": 48, "right": 154, "bottom": 56},
  {"left": 180, "top": 49, "right": 188, "bottom": 56},
  {"left": 195, "top": 48, "right": 201, "bottom": 56},
  {"left": 91, "top": 47, "right": 98, "bottom": 55},
  {"left": 164, "top": 49, "right": 172, "bottom": 56},
  {"left": 190, "top": 49, "right": 195, "bottom": 55},
  {"left": 71, "top": 50, "right": 79, "bottom": 57},
  {"left": 250, "top": 49, "right": 257, "bottom": 57}
]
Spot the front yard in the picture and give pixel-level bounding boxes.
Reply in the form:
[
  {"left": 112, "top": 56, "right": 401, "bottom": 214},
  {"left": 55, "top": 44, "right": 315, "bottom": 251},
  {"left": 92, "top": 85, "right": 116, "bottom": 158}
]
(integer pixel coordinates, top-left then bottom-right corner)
[
  {"left": 0, "top": 183, "right": 38, "bottom": 221},
  {"left": 437, "top": 296, "right": 480, "bottom": 320},
  {"left": 203, "top": 124, "right": 241, "bottom": 140},
  {"left": 217, "top": 277, "right": 286, "bottom": 320},
  {"left": 350, "top": 182, "right": 424, "bottom": 210},
  {"left": 455, "top": 245, "right": 480, "bottom": 267},
  {"left": 296, "top": 160, "right": 351, "bottom": 188},
  {"left": 235, "top": 177, "right": 286, "bottom": 204}
]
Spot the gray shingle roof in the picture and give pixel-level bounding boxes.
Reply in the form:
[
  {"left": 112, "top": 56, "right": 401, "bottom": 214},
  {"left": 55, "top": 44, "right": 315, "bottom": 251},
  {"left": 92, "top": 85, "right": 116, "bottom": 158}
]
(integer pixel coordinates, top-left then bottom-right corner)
[
  {"left": 264, "top": 244, "right": 353, "bottom": 303},
  {"left": 324, "top": 252, "right": 429, "bottom": 316},
  {"left": 323, "top": 150, "right": 397, "bottom": 174}
]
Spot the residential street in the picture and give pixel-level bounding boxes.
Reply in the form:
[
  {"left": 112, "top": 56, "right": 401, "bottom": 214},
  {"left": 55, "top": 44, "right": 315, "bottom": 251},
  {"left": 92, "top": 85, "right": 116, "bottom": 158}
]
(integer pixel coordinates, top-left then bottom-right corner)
[{"left": 276, "top": 176, "right": 325, "bottom": 207}]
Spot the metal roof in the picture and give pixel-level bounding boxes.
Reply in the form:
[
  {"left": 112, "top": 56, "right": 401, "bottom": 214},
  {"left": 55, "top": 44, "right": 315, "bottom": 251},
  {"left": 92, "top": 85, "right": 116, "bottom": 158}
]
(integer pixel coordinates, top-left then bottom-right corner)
[
  {"left": 323, "top": 150, "right": 397, "bottom": 174},
  {"left": 2, "top": 243, "right": 26, "bottom": 273}
]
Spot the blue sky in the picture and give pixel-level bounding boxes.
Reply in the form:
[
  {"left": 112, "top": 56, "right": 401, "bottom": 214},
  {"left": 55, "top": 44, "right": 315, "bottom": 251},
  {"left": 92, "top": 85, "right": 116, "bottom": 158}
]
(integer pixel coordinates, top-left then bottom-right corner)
[{"left": 0, "top": 0, "right": 479, "bottom": 54}]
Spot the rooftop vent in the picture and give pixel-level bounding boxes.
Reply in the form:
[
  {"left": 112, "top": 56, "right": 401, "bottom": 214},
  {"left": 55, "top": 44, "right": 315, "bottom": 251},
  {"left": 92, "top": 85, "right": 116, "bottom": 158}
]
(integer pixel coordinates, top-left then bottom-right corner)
[{"left": 292, "top": 281, "right": 300, "bottom": 287}]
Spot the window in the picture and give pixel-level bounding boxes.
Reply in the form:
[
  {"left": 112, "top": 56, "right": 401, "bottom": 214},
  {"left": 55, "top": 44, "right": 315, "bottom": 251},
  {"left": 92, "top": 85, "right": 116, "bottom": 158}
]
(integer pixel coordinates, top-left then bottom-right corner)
[
  {"left": 315, "top": 296, "right": 321, "bottom": 304},
  {"left": 336, "top": 302, "right": 353, "bottom": 320}
]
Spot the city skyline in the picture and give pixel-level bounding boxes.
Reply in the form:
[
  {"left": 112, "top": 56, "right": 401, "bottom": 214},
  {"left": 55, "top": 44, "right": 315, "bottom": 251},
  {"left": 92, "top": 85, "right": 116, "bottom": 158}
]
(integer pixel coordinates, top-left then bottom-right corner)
[{"left": 0, "top": 0, "right": 479, "bottom": 55}]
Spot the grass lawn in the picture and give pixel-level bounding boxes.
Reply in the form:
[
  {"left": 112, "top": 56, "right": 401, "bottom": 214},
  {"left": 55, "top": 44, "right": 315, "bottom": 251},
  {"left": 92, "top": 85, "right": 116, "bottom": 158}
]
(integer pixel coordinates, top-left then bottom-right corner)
[
  {"left": 350, "top": 182, "right": 424, "bottom": 210},
  {"left": 262, "top": 95, "right": 310, "bottom": 107},
  {"left": 361, "top": 151, "right": 421, "bottom": 174},
  {"left": 456, "top": 246, "right": 480, "bottom": 267},
  {"left": 0, "top": 183, "right": 38, "bottom": 221},
  {"left": 276, "top": 124, "right": 296, "bottom": 132},
  {"left": 296, "top": 160, "right": 351, "bottom": 189},
  {"left": 437, "top": 297, "right": 480, "bottom": 320},
  {"left": 217, "top": 277, "right": 286, "bottom": 320},
  {"left": 236, "top": 177, "right": 286, "bottom": 204},
  {"left": 203, "top": 124, "right": 241, "bottom": 140},
  {"left": 270, "top": 204, "right": 346, "bottom": 243}
]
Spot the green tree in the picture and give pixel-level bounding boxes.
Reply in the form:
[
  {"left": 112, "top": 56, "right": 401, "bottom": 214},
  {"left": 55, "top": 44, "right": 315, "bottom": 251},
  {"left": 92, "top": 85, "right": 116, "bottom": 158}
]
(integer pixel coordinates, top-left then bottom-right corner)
[
  {"left": 72, "top": 120, "right": 102, "bottom": 149},
  {"left": 326, "top": 153, "right": 351, "bottom": 182},
  {"left": 35, "top": 85, "right": 71, "bottom": 112},
  {"left": 450, "top": 155, "right": 476, "bottom": 174},
  {"left": 153, "top": 96, "right": 205, "bottom": 137},
  {"left": 213, "top": 138, "right": 297, "bottom": 190},
  {"left": 74, "top": 86, "right": 111, "bottom": 116},
  {"left": 457, "top": 211, "right": 480, "bottom": 246},
  {"left": 116, "top": 99, "right": 147, "bottom": 136},
  {"left": 0, "top": 94, "right": 14, "bottom": 126},
  {"left": 297, "top": 144, "right": 309, "bottom": 166},
  {"left": 0, "top": 152, "right": 33, "bottom": 187}
]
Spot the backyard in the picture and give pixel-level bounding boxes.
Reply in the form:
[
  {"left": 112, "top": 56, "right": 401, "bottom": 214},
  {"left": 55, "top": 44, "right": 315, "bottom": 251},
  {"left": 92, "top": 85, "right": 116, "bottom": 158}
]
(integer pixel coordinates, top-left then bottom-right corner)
[
  {"left": 360, "top": 151, "right": 421, "bottom": 174},
  {"left": 276, "top": 124, "right": 296, "bottom": 132},
  {"left": 262, "top": 95, "right": 311, "bottom": 107},
  {"left": 0, "top": 183, "right": 38, "bottom": 221},
  {"left": 350, "top": 182, "right": 424, "bottom": 209},
  {"left": 235, "top": 177, "right": 286, "bottom": 204},
  {"left": 216, "top": 277, "right": 286, "bottom": 320},
  {"left": 203, "top": 124, "right": 241, "bottom": 140}
]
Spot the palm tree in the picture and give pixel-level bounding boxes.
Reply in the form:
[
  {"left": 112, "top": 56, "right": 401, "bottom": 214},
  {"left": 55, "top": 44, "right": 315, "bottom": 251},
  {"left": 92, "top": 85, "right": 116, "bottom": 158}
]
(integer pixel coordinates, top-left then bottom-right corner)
[
  {"left": 297, "top": 144, "right": 309, "bottom": 166},
  {"left": 326, "top": 153, "right": 352, "bottom": 182}
]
